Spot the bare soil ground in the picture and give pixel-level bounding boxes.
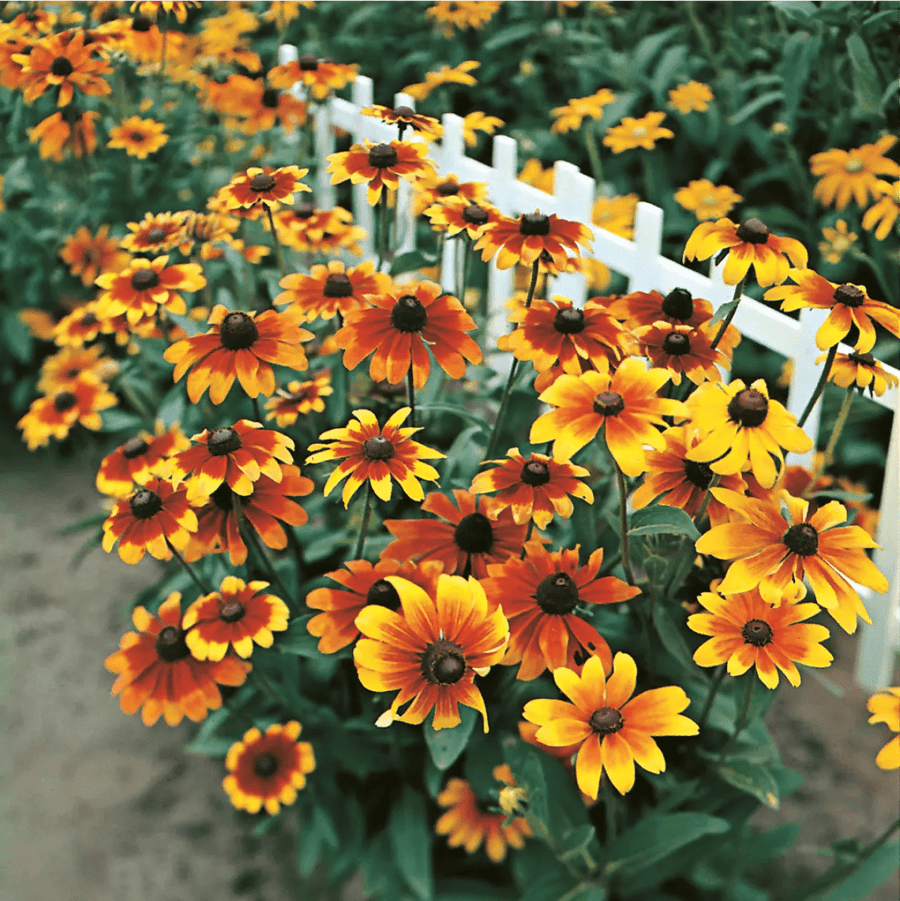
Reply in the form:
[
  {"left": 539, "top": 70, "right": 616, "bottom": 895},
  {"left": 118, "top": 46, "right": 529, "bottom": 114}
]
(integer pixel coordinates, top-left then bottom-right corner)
[{"left": 1, "top": 428, "right": 896, "bottom": 901}]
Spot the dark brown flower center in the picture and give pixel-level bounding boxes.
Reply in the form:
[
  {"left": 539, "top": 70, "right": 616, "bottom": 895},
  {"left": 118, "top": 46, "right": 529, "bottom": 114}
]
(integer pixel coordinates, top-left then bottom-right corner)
[
  {"left": 219, "top": 600, "right": 246, "bottom": 623},
  {"left": 252, "top": 752, "right": 280, "bottom": 778},
  {"left": 122, "top": 436, "right": 150, "bottom": 459},
  {"left": 211, "top": 482, "right": 233, "bottom": 512},
  {"left": 298, "top": 53, "right": 319, "bottom": 71},
  {"left": 249, "top": 172, "right": 276, "bottom": 193},
  {"left": 323, "top": 272, "right": 353, "bottom": 298},
  {"left": 462, "top": 204, "right": 489, "bottom": 225},
  {"left": 368, "top": 143, "right": 398, "bottom": 168},
  {"left": 390, "top": 294, "right": 428, "bottom": 332},
  {"left": 521, "top": 459, "right": 551, "bottom": 486},
  {"left": 454, "top": 512, "right": 494, "bottom": 554},
  {"left": 848, "top": 351, "right": 875, "bottom": 366},
  {"left": 219, "top": 311, "right": 259, "bottom": 349},
  {"left": 393, "top": 105, "right": 415, "bottom": 119},
  {"left": 131, "top": 14, "right": 152, "bottom": 31},
  {"left": 535, "top": 572, "right": 579, "bottom": 616},
  {"left": 662, "top": 332, "right": 691, "bottom": 355},
  {"left": 727, "top": 388, "right": 769, "bottom": 427},
  {"left": 207, "top": 427, "right": 242, "bottom": 455},
  {"left": 593, "top": 391, "right": 625, "bottom": 417},
  {"left": 437, "top": 181, "right": 460, "bottom": 196},
  {"left": 741, "top": 618, "right": 774, "bottom": 647},
  {"left": 129, "top": 488, "right": 163, "bottom": 519},
  {"left": 519, "top": 212, "right": 550, "bottom": 236},
  {"left": 155, "top": 625, "right": 190, "bottom": 662},
  {"left": 683, "top": 459, "right": 714, "bottom": 489},
  {"left": 589, "top": 706, "right": 624, "bottom": 735},
  {"left": 53, "top": 390, "right": 78, "bottom": 412},
  {"left": 782, "top": 522, "right": 819, "bottom": 556},
  {"left": 146, "top": 226, "right": 168, "bottom": 243},
  {"left": 735, "top": 218, "right": 770, "bottom": 244},
  {"left": 421, "top": 638, "right": 467, "bottom": 685},
  {"left": 833, "top": 284, "right": 865, "bottom": 308},
  {"left": 81, "top": 312, "right": 98, "bottom": 326},
  {"left": 363, "top": 435, "right": 394, "bottom": 460},
  {"left": 262, "top": 87, "right": 279, "bottom": 108},
  {"left": 50, "top": 56, "right": 74, "bottom": 77},
  {"left": 130, "top": 132, "right": 145, "bottom": 142},
  {"left": 294, "top": 202, "right": 315, "bottom": 219},
  {"left": 553, "top": 307, "right": 585, "bottom": 334},
  {"left": 366, "top": 578, "right": 401, "bottom": 609},
  {"left": 130, "top": 268, "right": 160, "bottom": 291},
  {"left": 661, "top": 287, "right": 694, "bottom": 320}
]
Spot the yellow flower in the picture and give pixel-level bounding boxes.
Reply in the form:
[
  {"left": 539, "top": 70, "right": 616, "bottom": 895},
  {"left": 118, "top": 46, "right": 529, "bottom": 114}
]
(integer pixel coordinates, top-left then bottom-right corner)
[
  {"left": 668, "top": 81, "right": 714, "bottom": 114},
  {"left": 518, "top": 158, "right": 554, "bottom": 194},
  {"left": 818, "top": 219, "right": 857, "bottom": 264},
  {"left": 603, "top": 111, "right": 673, "bottom": 154},
  {"left": 822, "top": 351, "right": 900, "bottom": 398},
  {"left": 461, "top": 110, "right": 504, "bottom": 146},
  {"left": 403, "top": 60, "right": 479, "bottom": 102},
  {"left": 107, "top": 116, "right": 168, "bottom": 159},
  {"left": 426, "top": 1, "right": 502, "bottom": 36},
  {"left": 809, "top": 135, "right": 900, "bottom": 210},
  {"left": 861, "top": 179, "right": 900, "bottom": 241},
  {"left": 592, "top": 193, "right": 638, "bottom": 238},
  {"left": 551, "top": 88, "right": 616, "bottom": 134},
  {"left": 867, "top": 688, "right": 900, "bottom": 770},
  {"left": 675, "top": 179, "right": 743, "bottom": 222}
]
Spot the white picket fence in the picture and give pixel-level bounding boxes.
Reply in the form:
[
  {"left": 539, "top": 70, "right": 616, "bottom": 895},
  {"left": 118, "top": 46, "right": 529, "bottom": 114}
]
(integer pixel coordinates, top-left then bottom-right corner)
[{"left": 280, "top": 50, "right": 899, "bottom": 690}]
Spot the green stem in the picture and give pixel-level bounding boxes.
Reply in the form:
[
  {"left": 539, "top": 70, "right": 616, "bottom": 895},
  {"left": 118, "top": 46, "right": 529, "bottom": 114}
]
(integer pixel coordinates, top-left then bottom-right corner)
[
  {"left": 640, "top": 151, "right": 656, "bottom": 202},
  {"left": 484, "top": 259, "right": 540, "bottom": 461},
  {"left": 232, "top": 495, "right": 292, "bottom": 603},
  {"left": 521, "top": 520, "right": 535, "bottom": 557},
  {"left": 166, "top": 539, "right": 211, "bottom": 594},
  {"left": 377, "top": 190, "right": 390, "bottom": 272},
  {"left": 716, "top": 674, "right": 755, "bottom": 763},
  {"left": 798, "top": 344, "right": 838, "bottom": 429},
  {"left": 691, "top": 472, "right": 721, "bottom": 528},
  {"left": 583, "top": 123, "right": 604, "bottom": 185},
  {"left": 697, "top": 665, "right": 727, "bottom": 734},
  {"left": 818, "top": 388, "right": 853, "bottom": 476},
  {"left": 615, "top": 463, "right": 636, "bottom": 586},
  {"left": 709, "top": 277, "right": 745, "bottom": 351},
  {"left": 353, "top": 481, "right": 374, "bottom": 560},
  {"left": 265, "top": 203, "right": 287, "bottom": 281},
  {"left": 604, "top": 780, "right": 618, "bottom": 842},
  {"left": 406, "top": 366, "right": 416, "bottom": 428}
]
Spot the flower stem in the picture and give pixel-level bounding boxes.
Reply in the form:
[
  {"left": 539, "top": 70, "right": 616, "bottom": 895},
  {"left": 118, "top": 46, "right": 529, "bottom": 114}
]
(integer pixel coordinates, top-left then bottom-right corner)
[
  {"left": 521, "top": 521, "right": 535, "bottom": 557},
  {"left": 484, "top": 259, "right": 540, "bottom": 461},
  {"left": 814, "top": 388, "right": 854, "bottom": 481},
  {"left": 265, "top": 203, "right": 287, "bottom": 280},
  {"left": 353, "top": 481, "right": 374, "bottom": 560},
  {"left": 798, "top": 344, "right": 838, "bottom": 429},
  {"left": 583, "top": 123, "right": 604, "bottom": 185},
  {"left": 717, "top": 674, "right": 755, "bottom": 762},
  {"left": 697, "top": 665, "right": 727, "bottom": 734},
  {"left": 232, "top": 495, "right": 292, "bottom": 603},
  {"left": 406, "top": 367, "right": 416, "bottom": 428},
  {"left": 709, "top": 277, "right": 745, "bottom": 351},
  {"left": 377, "top": 190, "right": 390, "bottom": 272},
  {"left": 692, "top": 473, "right": 721, "bottom": 528},
  {"left": 166, "top": 539, "right": 211, "bottom": 594},
  {"left": 615, "top": 463, "right": 636, "bottom": 586}
]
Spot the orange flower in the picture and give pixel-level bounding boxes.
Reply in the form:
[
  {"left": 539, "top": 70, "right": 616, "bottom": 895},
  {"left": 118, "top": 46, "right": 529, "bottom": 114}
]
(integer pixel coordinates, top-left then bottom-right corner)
[
  {"left": 631, "top": 425, "right": 746, "bottom": 527},
  {"left": 222, "top": 165, "right": 309, "bottom": 210},
  {"left": 264, "top": 372, "right": 333, "bottom": 426},
  {"left": 59, "top": 225, "right": 128, "bottom": 287},
  {"left": 551, "top": 88, "right": 616, "bottom": 134},
  {"left": 424, "top": 196, "right": 501, "bottom": 240},
  {"left": 684, "top": 217, "right": 808, "bottom": 287},
  {"left": 164, "top": 305, "right": 312, "bottom": 404},
  {"left": 426, "top": 1, "right": 502, "bottom": 37},
  {"left": 268, "top": 53, "right": 358, "bottom": 101},
  {"left": 435, "top": 766, "right": 532, "bottom": 862},
  {"left": 14, "top": 30, "right": 112, "bottom": 106},
  {"left": 29, "top": 109, "right": 99, "bottom": 160},
  {"left": 105, "top": 592, "right": 251, "bottom": 727},
  {"left": 686, "top": 378, "right": 812, "bottom": 489},
  {"left": 96, "top": 422, "right": 190, "bottom": 497},
  {"left": 867, "top": 688, "right": 900, "bottom": 770},
  {"left": 414, "top": 170, "right": 489, "bottom": 215},
  {"left": 354, "top": 574, "right": 509, "bottom": 730},
  {"left": 668, "top": 81, "right": 714, "bottom": 114},
  {"left": 675, "top": 179, "right": 742, "bottom": 221},
  {"left": 335, "top": 280, "right": 481, "bottom": 390},
  {"left": 306, "top": 407, "right": 444, "bottom": 507},
  {"left": 474, "top": 211, "right": 593, "bottom": 270},
  {"left": 51, "top": 302, "right": 104, "bottom": 347},
  {"left": 523, "top": 653, "right": 698, "bottom": 797},
  {"left": 695, "top": 489, "right": 888, "bottom": 633},
  {"left": 470, "top": 448, "right": 593, "bottom": 529},
  {"left": 634, "top": 320, "right": 730, "bottom": 385},
  {"left": 361, "top": 104, "right": 442, "bottom": 139},
  {"left": 183, "top": 576, "right": 289, "bottom": 661},
  {"left": 273, "top": 203, "right": 366, "bottom": 254},
  {"left": 37, "top": 345, "right": 117, "bottom": 394},
  {"left": 274, "top": 259, "right": 392, "bottom": 322},
  {"left": 383, "top": 489, "right": 529, "bottom": 579},
  {"left": 402, "top": 60, "right": 479, "bottom": 101},
  {"left": 764, "top": 270, "right": 900, "bottom": 353},
  {"left": 107, "top": 115, "right": 168, "bottom": 158},
  {"left": 130, "top": 1, "right": 201, "bottom": 23},
  {"left": 306, "top": 558, "right": 444, "bottom": 654},
  {"left": 326, "top": 139, "right": 436, "bottom": 205},
  {"left": 688, "top": 585, "right": 833, "bottom": 688},
  {"left": 824, "top": 351, "right": 900, "bottom": 398},
  {"left": 530, "top": 357, "right": 688, "bottom": 473},
  {"left": 232, "top": 81, "right": 308, "bottom": 134},
  {"left": 101, "top": 476, "right": 197, "bottom": 564},
  {"left": 482, "top": 545, "right": 636, "bottom": 681},
  {"left": 810, "top": 136, "right": 900, "bottom": 210},
  {"left": 18, "top": 378, "right": 117, "bottom": 450},
  {"left": 607, "top": 287, "right": 715, "bottom": 330},
  {"left": 602, "top": 111, "right": 673, "bottom": 154},
  {"left": 121, "top": 210, "right": 189, "bottom": 254},
  {"left": 185, "top": 463, "right": 313, "bottom": 566},
  {"left": 223, "top": 721, "right": 315, "bottom": 814}
]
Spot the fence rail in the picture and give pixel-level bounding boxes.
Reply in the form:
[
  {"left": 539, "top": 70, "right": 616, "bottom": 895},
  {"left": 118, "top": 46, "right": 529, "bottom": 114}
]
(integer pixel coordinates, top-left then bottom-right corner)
[{"left": 281, "top": 49, "right": 899, "bottom": 690}]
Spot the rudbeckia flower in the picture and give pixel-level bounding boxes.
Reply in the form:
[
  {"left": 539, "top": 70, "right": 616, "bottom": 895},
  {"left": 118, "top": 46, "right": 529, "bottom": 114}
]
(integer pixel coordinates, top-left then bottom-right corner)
[
  {"left": 222, "top": 165, "right": 309, "bottom": 210},
  {"left": 469, "top": 448, "right": 593, "bottom": 529},
  {"left": 107, "top": 115, "right": 168, "bottom": 159},
  {"left": 607, "top": 287, "right": 714, "bottom": 330},
  {"left": 17, "top": 379, "right": 117, "bottom": 450},
  {"left": 223, "top": 722, "right": 316, "bottom": 814},
  {"left": 818, "top": 219, "right": 857, "bottom": 264},
  {"left": 361, "top": 104, "right": 442, "bottom": 139},
  {"left": 130, "top": 1, "right": 201, "bottom": 23},
  {"left": 461, "top": 111, "right": 504, "bottom": 147},
  {"left": 668, "top": 81, "right": 714, "bottom": 114},
  {"left": 163, "top": 305, "right": 312, "bottom": 404},
  {"left": 273, "top": 203, "right": 366, "bottom": 254},
  {"left": 264, "top": 373, "right": 333, "bottom": 427},
  {"left": 530, "top": 357, "right": 688, "bottom": 473},
  {"left": 424, "top": 196, "right": 501, "bottom": 240},
  {"left": 96, "top": 422, "right": 190, "bottom": 497},
  {"left": 105, "top": 592, "right": 251, "bottom": 727},
  {"left": 474, "top": 211, "right": 593, "bottom": 271},
  {"left": 592, "top": 193, "right": 638, "bottom": 238},
  {"left": 634, "top": 320, "right": 731, "bottom": 385},
  {"left": 695, "top": 489, "right": 888, "bottom": 633},
  {"left": 402, "top": 60, "right": 479, "bottom": 101},
  {"left": 121, "top": 210, "right": 189, "bottom": 254},
  {"left": 675, "top": 179, "right": 742, "bottom": 221},
  {"left": 426, "top": 1, "right": 502, "bottom": 37},
  {"left": 686, "top": 378, "right": 812, "bottom": 488},
  {"left": 683, "top": 217, "right": 808, "bottom": 287},
  {"left": 523, "top": 653, "right": 698, "bottom": 797},
  {"left": 29, "top": 109, "right": 99, "bottom": 161},
  {"left": 354, "top": 574, "right": 509, "bottom": 731},
  {"left": 824, "top": 351, "right": 900, "bottom": 398},
  {"left": 183, "top": 576, "right": 289, "bottom": 661},
  {"left": 37, "top": 345, "right": 117, "bottom": 394},
  {"left": 335, "top": 280, "right": 481, "bottom": 390},
  {"left": 482, "top": 545, "right": 636, "bottom": 681},
  {"left": 274, "top": 259, "right": 392, "bottom": 322},
  {"left": 269, "top": 53, "right": 359, "bottom": 101},
  {"left": 414, "top": 171, "right": 489, "bottom": 216},
  {"left": 326, "top": 139, "right": 436, "bottom": 206},
  {"left": 306, "top": 558, "right": 444, "bottom": 654},
  {"left": 306, "top": 407, "right": 443, "bottom": 507},
  {"left": 551, "top": 88, "right": 616, "bottom": 134},
  {"left": 809, "top": 136, "right": 900, "bottom": 210},
  {"left": 383, "top": 489, "right": 529, "bottom": 579},
  {"left": 861, "top": 179, "right": 900, "bottom": 241},
  {"left": 435, "top": 765, "right": 532, "bottom": 862},
  {"left": 687, "top": 585, "right": 833, "bottom": 688},
  {"left": 59, "top": 225, "right": 128, "bottom": 287},
  {"left": 764, "top": 270, "right": 900, "bottom": 353},
  {"left": 867, "top": 688, "right": 900, "bottom": 770},
  {"left": 602, "top": 111, "right": 673, "bottom": 154}
]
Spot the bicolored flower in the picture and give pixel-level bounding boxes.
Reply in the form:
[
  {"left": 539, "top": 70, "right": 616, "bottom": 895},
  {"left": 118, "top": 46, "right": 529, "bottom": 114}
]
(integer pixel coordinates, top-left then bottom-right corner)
[
  {"left": 824, "top": 351, "right": 899, "bottom": 398},
  {"left": 17, "top": 379, "right": 117, "bottom": 450},
  {"left": 269, "top": 53, "right": 358, "bottom": 101},
  {"left": 96, "top": 422, "right": 190, "bottom": 497},
  {"left": 424, "top": 196, "right": 501, "bottom": 240},
  {"left": 222, "top": 165, "right": 310, "bottom": 210},
  {"left": 264, "top": 373, "right": 333, "bottom": 426},
  {"left": 474, "top": 211, "right": 593, "bottom": 271},
  {"left": 107, "top": 115, "right": 168, "bottom": 159},
  {"left": 59, "top": 225, "right": 128, "bottom": 287},
  {"left": 326, "top": 139, "right": 436, "bottom": 205},
  {"left": 634, "top": 320, "right": 730, "bottom": 385}
]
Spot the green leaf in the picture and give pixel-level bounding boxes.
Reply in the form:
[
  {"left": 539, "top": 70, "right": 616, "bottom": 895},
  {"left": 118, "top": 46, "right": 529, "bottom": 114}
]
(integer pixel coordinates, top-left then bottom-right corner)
[
  {"left": 389, "top": 250, "right": 437, "bottom": 277},
  {"left": 297, "top": 805, "right": 339, "bottom": 876},
  {"left": 727, "top": 91, "right": 785, "bottom": 126},
  {"left": 716, "top": 759, "right": 781, "bottom": 809},
  {"left": 846, "top": 33, "right": 882, "bottom": 117},
  {"left": 651, "top": 602, "right": 696, "bottom": 674},
  {"left": 742, "top": 822, "right": 800, "bottom": 863},
  {"left": 483, "top": 23, "right": 541, "bottom": 52},
  {"left": 817, "top": 841, "right": 900, "bottom": 901},
  {"left": 276, "top": 614, "right": 321, "bottom": 658},
  {"left": 59, "top": 513, "right": 107, "bottom": 535},
  {"left": 709, "top": 297, "right": 741, "bottom": 327},
  {"left": 389, "top": 787, "right": 433, "bottom": 901},
  {"left": 424, "top": 704, "right": 477, "bottom": 770},
  {"left": 603, "top": 813, "right": 730, "bottom": 880},
  {"left": 628, "top": 505, "right": 700, "bottom": 540},
  {"left": 560, "top": 824, "right": 597, "bottom": 859},
  {"left": 99, "top": 409, "right": 146, "bottom": 433},
  {"left": 809, "top": 488, "right": 872, "bottom": 504}
]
